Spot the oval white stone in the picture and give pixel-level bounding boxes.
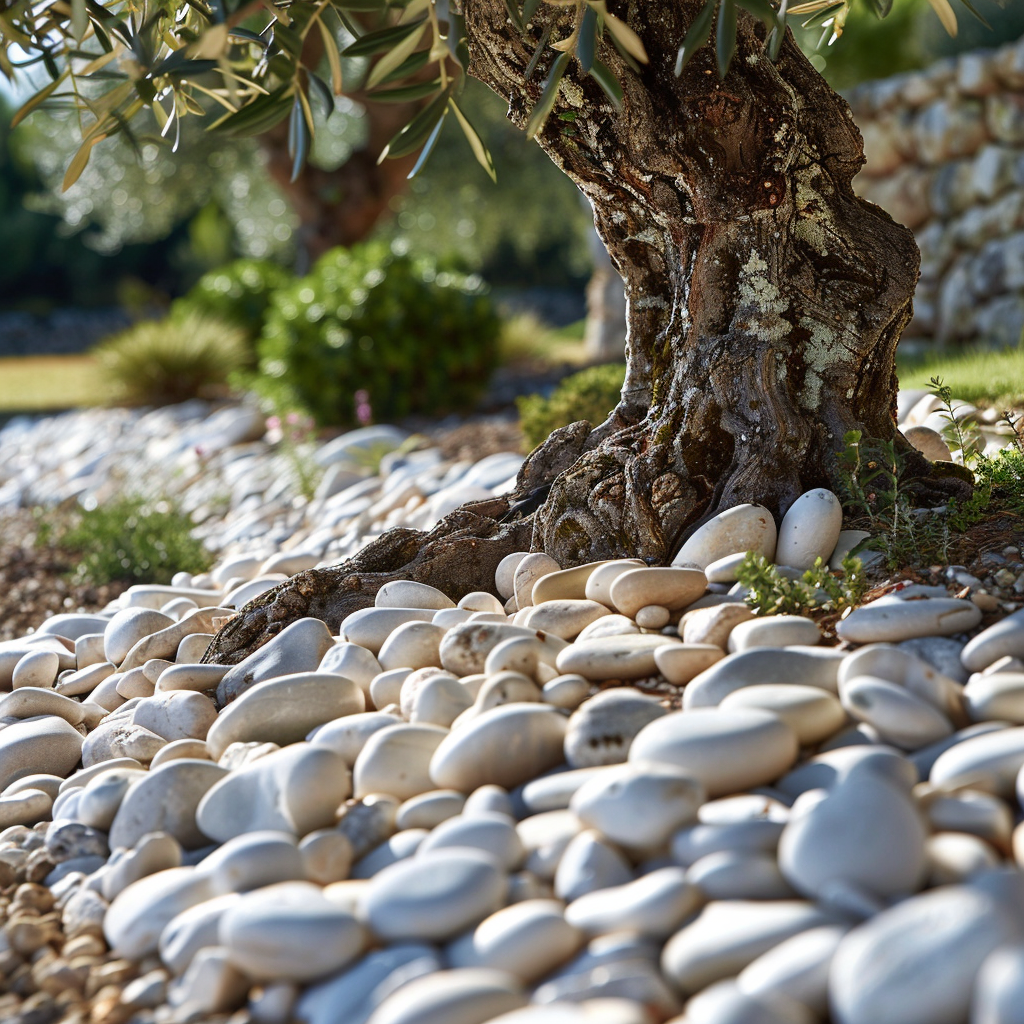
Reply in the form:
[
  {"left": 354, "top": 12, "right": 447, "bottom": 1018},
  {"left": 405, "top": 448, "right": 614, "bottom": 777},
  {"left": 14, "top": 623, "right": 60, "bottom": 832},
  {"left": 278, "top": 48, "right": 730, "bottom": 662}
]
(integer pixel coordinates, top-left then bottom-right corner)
[{"left": 629, "top": 708, "right": 799, "bottom": 798}]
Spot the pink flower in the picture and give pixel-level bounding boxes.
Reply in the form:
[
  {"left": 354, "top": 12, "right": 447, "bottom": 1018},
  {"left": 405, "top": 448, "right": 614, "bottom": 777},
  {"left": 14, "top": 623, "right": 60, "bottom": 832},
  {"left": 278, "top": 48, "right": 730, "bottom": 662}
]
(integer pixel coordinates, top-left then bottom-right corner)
[{"left": 266, "top": 415, "right": 281, "bottom": 431}]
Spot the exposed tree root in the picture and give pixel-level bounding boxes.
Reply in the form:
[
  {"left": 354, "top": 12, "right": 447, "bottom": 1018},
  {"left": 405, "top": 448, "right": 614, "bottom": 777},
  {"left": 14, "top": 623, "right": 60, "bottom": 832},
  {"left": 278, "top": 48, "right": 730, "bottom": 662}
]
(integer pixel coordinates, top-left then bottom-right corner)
[{"left": 202, "top": 500, "right": 533, "bottom": 665}]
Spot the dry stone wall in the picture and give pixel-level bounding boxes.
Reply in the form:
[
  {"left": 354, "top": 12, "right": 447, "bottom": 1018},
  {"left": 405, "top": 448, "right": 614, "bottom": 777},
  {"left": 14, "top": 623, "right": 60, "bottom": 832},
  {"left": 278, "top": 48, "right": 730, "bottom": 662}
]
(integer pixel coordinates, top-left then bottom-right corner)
[{"left": 849, "top": 33, "right": 1024, "bottom": 349}]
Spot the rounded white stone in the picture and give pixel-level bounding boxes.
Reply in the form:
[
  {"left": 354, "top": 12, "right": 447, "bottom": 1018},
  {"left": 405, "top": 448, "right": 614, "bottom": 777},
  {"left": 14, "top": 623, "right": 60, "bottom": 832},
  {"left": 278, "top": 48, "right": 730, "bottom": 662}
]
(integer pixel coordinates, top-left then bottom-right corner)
[
  {"left": 206, "top": 672, "right": 365, "bottom": 761},
  {"left": 635, "top": 605, "right": 671, "bottom": 630},
  {"left": 0, "top": 686, "right": 87, "bottom": 726},
  {"left": 365, "top": 967, "right": 526, "bottom": 1024},
  {"left": 778, "top": 764, "right": 928, "bottom": 901},
  {"left": 341, "top": 609, "right": 436, "bottom": 657},
  {"left": 653, "top": 644, "right": 725, "bottom": 686},
  {"left": 661, "top": 899, "right": 830, "bottom": 995},
  {"left": 370, "top": 669, "right": 411, "bottom": 710},
  {"left": 396, "top": 789, "right": 467, "bottom": 830},
  {"left": 673, "top": 504, "right": 778, "bottom": 570},
  {"left": 110, "top": 758, "right": 230, "bottom": 850},
  {"left": 629, "top": 708, "right": 799, "bottom": 798},
  {"left": 431, "top": 704, "right": 567, "bottom": 792},
  {"left": 583, "top": 560, "right": 648, "bottom": 606},
  {"left": 378, "top": 622, "right": 448, "bottom": 673},
  {"left": 408, "top": 673, "right": 474, "bottom": 728},
  {"left": 972, "top": 945, "right": 1024, "bottom": 1024},
  {"left": 683, "top": 647, "right": 846, "bottom": 709},
  {"left": 737, "top": 923, "right": 847, "bottom": 1017},
  {"left": 926, "top": 831, "right": 1000, "bottom": 885},
  {"left": 570, "top": 763, "right": 704, "bottom": 850},
  {"left": 309, "top": 711, "right": 403, "bottom": 765},
  {"left": 556, "top": 634, "right": 683, "bottom": 681},
  {"left": 532, "top": 561, "right": 619, "bottom": 605},
  {"left": 11, "top": 650, "right": 60, "bottom": 690},
  {"left": 686, "top": 850, "right": 795, "bottom": 901},
  {"left": 496, "top": 552, "right": 531, "bottom": 601},
  {"left": 965, "top": 672, "right": 1024, "bottom": 724},
  {"left": 683, "top": 980, "right": 814, "bottom": 1024},
  {"left": 836, "top": 597, "right": 983, "bottom": 644},
  {"left": 297, "top": 830, "right": 353, "bottom": 889},
  {"left": 564, "top": 688, "right": 666, "bottom": 768},
  {"left": 564, "top": 866, "right": 700, "bottom": 939},
  {"left": 105, "top": 607, "right": 176, "bottom": 666},
  {"left": 439, "top": 622, "right": 541, "bottom": 677},
  {"left": 931, "top": 726, "right": 1024, "bottom": 796},
  {"left": 376, "top": 581, "right": 455, "bottom": 611},
  {"left": 220, "top": 880, "right": 366, "bottom": 982},
  {"left": 318, "top": 643, "right": 382, "bottom": 701},
  {"left": 838, "top": 644, "right": 966, "bottom": 725},
  {"left": 475, "top": 672, "right": 542, "bottom": 713},
  {"left": 514, "top": 553, "right": 562, "bottom": 609},
  {"left": 728, "top": 615, "right": 821, "bottom": 653},
  {"left": 218, "top": 617, "right": 337, "bottom": 705},
  {"left": 459, "top": 592, "right": 506, "bottom": 615},
  {"left": 105, "top": 866, "right": 216, "bottom": 958},
  {"left": 417, "top": 811, "right": 524, "bottom": 869},
  {"left": 354, "top": 724, "right": 449, "bottom": 800},
  {"left": 197, "top": 743, "right": 351, "bottom": 842},
  {"left": 553, "top": 829, "right": 633, "bottom": 902},
  {"left": 484, "top": 634, "right": 567, "bottom": 683},
  {"left": 542, "top": 675, "right": 592, "bottom": 710},
  {"left": 840, "top": 673, "right": 955, "bottom": 751},
  {"left": 363, "top": 848, "right": 508, "bottom": 941},
  {"left": 447, "top": 899, "right": 583, "bottom": 982},
  {"left": 201, "top": 830, "right": 305, "bottom": 894},
  {"left": 681, "top": 603, "right": 757, "bottom": 649},
  {"left": 775, "top": 490, "right": 843, "bottom": 570},
  {"left": 608, "top": 568, "right": 708, "bottom": 620},
  {"left": 829, "top": 885, "right": 1021, "bottom": 1024},
  {"left": 962, "top": 608, "right": 1024, "bottom": 673},
  {"left": 0, "top": 716, "right": 84, "bottom": 790},
  {"left": 521, "top": 601, "right": 612, "bottom": 641},
  {"left": 720, "top": 684, "right": 846, "bottom": 746}
]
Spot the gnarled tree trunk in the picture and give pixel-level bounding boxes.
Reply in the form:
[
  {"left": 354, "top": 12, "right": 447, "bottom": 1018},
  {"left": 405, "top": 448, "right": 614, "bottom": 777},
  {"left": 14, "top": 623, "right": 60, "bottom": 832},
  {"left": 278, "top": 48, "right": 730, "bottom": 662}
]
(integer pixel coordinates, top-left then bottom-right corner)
[{"left": 204, "top": 0, "right": 968, "bottom": 666}]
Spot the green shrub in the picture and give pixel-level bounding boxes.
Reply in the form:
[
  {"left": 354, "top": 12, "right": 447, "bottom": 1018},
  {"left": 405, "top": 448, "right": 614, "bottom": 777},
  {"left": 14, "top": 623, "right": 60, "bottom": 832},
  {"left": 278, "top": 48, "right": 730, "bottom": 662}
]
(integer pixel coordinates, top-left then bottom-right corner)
[
  {"left": 517, "top": 363, "right": 626, "bottom": 451},
  {"left": 176, "top": 258, "right": 291, "bottom": 342},
  {"left": 94, "top": 311, "right": 249, "bottom": 407},
  {"left": 251, "top": 242, "right": 500, "bottom": 427},
  {"left": 41, "top": 497, "right": 212, "bottom": 585}
]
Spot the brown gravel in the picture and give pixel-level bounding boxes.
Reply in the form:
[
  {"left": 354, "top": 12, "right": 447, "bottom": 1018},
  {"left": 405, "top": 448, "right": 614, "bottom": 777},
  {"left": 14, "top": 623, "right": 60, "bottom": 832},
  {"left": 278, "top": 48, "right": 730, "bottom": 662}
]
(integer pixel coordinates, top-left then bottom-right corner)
[{"left": 0, "top": 510, "right": 129, "bottom": 643}]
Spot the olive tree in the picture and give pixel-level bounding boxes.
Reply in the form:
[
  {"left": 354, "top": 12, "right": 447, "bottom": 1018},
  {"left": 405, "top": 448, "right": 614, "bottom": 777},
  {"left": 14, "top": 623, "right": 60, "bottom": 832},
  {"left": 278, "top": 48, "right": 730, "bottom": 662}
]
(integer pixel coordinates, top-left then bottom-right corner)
[{"left": 1, "top": 0, "right": 989, "bottom": 662}]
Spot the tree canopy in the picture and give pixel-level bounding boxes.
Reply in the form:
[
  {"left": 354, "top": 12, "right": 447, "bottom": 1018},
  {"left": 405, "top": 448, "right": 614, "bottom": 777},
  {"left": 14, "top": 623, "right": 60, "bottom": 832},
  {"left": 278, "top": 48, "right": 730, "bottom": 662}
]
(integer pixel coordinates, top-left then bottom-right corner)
[{"left": 0, "top": 0, "right": 1000, "bottom": 195}]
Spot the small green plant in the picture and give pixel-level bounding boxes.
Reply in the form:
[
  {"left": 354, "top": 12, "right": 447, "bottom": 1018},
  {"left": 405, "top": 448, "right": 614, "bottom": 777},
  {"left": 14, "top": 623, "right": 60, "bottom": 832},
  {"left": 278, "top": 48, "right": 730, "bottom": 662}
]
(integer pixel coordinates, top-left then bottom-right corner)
[
  {"left": 736, "top": 551, "right": 867, "bottom": 617},
  {"left": 836, "top": 428, "right": 953, "bottom": 569},
  {"left": 517, "top": 362, "right": 626, "bottom": 451},
  {"left": 94, "top": 311, "right": 249, "bottom": 407},
  {"left": 41, "top": 497, "right": 212, "bottom": 585},
  {"left": 252, "top": 242, "right": 500, "bottom": 428},
  {"left": 175, "top": 258, "right": 291, "bottom": 344},
  {"left": 836, "top": 377, "right": 1024, "bottom": 569}
]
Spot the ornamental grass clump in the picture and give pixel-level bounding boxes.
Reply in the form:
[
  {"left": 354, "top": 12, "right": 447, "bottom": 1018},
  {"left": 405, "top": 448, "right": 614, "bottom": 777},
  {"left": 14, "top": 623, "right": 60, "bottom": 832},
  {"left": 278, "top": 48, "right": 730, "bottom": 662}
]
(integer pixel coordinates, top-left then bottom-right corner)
[{"left": 94, "top": 311, "right": 249, "bottom": 407}]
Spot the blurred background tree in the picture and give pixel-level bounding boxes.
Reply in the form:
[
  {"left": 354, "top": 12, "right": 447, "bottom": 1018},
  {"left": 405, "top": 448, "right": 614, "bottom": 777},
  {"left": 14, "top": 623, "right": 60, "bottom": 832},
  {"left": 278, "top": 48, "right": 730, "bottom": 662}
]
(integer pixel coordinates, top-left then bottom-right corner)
[{"left": 1, "top": 0, "right": 1021, "bottom": 319}]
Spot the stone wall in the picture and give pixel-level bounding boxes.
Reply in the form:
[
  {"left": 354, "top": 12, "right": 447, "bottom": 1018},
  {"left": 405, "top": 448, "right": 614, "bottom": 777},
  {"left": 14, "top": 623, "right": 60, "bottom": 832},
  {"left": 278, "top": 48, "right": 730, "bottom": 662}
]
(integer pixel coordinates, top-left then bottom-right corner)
[{"left": 848, "top": 34, "right": 1024, "bottom": 349}]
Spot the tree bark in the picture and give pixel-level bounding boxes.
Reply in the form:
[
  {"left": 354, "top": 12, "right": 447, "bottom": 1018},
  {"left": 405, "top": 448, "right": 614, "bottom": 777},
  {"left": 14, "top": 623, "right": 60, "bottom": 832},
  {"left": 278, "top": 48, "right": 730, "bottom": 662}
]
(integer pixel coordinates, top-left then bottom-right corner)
[
  {"left": 261, "top": 96, "right": 420, "bottom": 264},
  {"left": 203, "top": 0, "right": 970, "bottom": 666}
]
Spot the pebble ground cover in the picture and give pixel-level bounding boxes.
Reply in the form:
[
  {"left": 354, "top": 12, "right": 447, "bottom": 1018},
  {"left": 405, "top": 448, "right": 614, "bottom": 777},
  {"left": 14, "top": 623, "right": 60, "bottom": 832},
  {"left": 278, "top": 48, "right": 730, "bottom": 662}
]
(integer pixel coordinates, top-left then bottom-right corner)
[{"left": 0, "top": 386, "right": 1023, "bottom": 1024}]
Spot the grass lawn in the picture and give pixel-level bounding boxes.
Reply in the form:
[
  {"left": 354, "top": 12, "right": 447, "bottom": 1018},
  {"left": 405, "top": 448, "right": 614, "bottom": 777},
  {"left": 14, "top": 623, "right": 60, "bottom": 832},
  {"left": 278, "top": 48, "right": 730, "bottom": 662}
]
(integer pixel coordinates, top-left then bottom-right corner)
[
  {"left": 896, "top": 345, "right": 1024, "bottom": 408},
  {"left": 0, "top": 355, "right": 113, "bottom": 413},
  {"left": 0, "top": 331, "right": 1020, "bottom": 416}
]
